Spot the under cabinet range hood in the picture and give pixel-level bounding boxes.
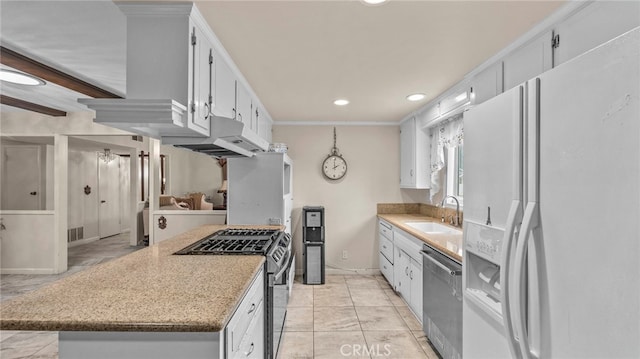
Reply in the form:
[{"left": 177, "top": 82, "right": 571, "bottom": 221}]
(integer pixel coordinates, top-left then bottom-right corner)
[
  {"left": 78, "top": 2, "right": 270, "bottom": 158},
  {"left": 163, "top": 115, "right": 269, "bottom": 158},
  {"left": 79, "top": 98, "right": 269, "bottom": 158}
]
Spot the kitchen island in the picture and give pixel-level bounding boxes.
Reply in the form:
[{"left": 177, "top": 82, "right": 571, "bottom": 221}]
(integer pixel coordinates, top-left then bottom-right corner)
[{"left": 0, "top": 224, "right": 270, "bottom": 358}]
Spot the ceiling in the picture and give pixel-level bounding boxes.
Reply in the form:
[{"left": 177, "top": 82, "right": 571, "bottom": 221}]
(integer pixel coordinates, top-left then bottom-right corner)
[{"left": 0, "top": 0, "right": 564, "bottom": 123}]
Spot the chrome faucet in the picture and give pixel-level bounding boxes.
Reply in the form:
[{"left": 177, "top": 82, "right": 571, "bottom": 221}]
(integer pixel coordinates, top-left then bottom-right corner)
[{"left": 441, "top": 195, "right": 461, "bottom": 227}]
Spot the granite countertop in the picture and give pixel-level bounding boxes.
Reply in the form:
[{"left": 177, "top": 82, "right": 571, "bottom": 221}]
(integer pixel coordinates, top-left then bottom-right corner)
[
  {"left": 0, "top": 225, "right": 271, "bottom": 332},
  {"left": 377, "top": 213, "right": 463, "bottom": 262}
]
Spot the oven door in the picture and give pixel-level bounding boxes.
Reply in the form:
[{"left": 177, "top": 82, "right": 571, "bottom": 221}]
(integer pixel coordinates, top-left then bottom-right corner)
[{"left": 268, "top": 250, "right": 293, "bottom": 359}]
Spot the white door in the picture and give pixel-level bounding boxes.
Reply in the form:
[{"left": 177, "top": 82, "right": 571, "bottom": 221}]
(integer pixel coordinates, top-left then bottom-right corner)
[
  {"left": 399, "top": 118, "right": 415, "bottom": 187},
  {"left": 409, "top": 257, "right": 422, "bottom": 321},
  {"left": 98, "top": 155, "right": 121, "bottom": 238},
  {"left": 535, "top": 28, "right": 639, "bottom": 358},
  {"left": 1, "top": 146, "right": 42, "bottom": 210}
]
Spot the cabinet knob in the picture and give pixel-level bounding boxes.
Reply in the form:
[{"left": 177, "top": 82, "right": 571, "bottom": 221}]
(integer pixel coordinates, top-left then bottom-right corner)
[
  {"left": 30, "top": 191, "right": 37, "bottom": 196},
  {"left": 410, "top": 270, "right": 413, "bottom": 280}
]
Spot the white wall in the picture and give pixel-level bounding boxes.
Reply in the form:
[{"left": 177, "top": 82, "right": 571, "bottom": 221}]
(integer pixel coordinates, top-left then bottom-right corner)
[{"left": 273, "top": 125, "right": 427, "bottom": 273}]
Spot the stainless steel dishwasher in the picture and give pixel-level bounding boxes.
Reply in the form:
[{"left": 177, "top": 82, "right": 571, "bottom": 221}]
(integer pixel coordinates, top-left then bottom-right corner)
[{"left": 422, "top": 244, "right": 462, "bottom": 359}]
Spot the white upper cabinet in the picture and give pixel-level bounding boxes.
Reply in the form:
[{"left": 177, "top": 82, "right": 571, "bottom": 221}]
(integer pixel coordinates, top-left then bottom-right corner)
[
  {"left": 554, "top": 1, "right": 640, "bottom": 66},
  {"left": 236, "top": 81, "right": 253, "bottom": 129},
  {"left": 258, "top": 109, "right": 273, "bottom": 144},
  {"left": 439, "top": 85, "right": 472, "bottom": 117},
  {"left": 400, "top": 117, "right": 430, "bottom": 189},
  {"left": 117, "top": 3, "right": 213, "bottom": 137},
  {"left": 503, "top": 30, "right": 553, "bottom": 91},
  {"left": 213, "top": 56, "right": 237, "bottom": 120},
  {"left": 470, "top": 62, "right": 503, "bottom": 106}
]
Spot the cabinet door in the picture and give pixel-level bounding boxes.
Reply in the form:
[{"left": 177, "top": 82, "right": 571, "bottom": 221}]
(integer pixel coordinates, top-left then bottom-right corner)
[
  {"left": 394, "top": 248, "right": 410, "bottom": 300},
  {"left": 471, "top": 62, "right": 503, "bottom": 105},
  {"left": 409, "top": 257, "right": 423, "bottom": 322},
  {"left": 400, "top": 117, "right": 430, "bottom": 189},
  {"left": 236, "top": 81, "right": 252, "bottom": 128},
  {"left": 258, "top": 111, "right": 273, "bottom": 143},
  {"left": 503, "top": 30, "right": 553, "bottom": 91},
  {"left": 251, "top": 102, "right": 259, "bottom": 132},
  {"left": 214, "top": 57, "right": 237, "bottom": 119},
  {"left": 399, "top": 118, "right": 416, "bottom": 187},
  {"left": 190, "top": 24, "right": 212, "bottom": 135},
  {"left": 554, "top": 1, "right": 640, "bottom": 66}
]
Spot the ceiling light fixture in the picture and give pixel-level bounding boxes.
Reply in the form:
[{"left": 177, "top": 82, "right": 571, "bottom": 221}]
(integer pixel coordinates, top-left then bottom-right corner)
[
  {"left": 334, "top": 99, "right": 350, "bottom": 106},
  {"left": 0, "top": 69, "right": 46, "bottom": 86},
  {"left": 406, "top": 93, "right": 426, "bottom": 102},
  {"left": 362, "top": 0, "right": 387, "bottom": 5},
  {"left": 98, "top": 149, "right": 116, "bottom": 164}
]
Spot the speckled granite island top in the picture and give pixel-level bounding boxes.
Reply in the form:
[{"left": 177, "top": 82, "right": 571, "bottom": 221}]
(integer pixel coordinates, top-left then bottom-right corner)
[
  {"left": 378, "top": 214, "right": 463, "bottom": 262},
  {"left": 0, "top": 225, "right": 269, "bottom": 333}
]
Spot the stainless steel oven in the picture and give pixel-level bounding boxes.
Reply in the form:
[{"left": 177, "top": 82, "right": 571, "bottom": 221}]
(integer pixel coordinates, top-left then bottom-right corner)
[{"left": 174, "top": 228, "right": 292, "bottom": 359}]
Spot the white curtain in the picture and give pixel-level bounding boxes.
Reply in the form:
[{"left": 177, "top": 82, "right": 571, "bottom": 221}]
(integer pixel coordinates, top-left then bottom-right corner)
[{"left": 429, "top": 114, "right": 463, "bottom": 202}]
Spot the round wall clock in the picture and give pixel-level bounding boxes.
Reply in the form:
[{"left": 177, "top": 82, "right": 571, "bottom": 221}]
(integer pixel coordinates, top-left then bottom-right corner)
[{"left": 322, "top": 127, "right": 347, "bottom": 180}]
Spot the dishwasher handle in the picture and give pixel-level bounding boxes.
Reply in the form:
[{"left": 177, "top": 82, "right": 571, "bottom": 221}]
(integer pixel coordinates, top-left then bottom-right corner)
[{"left": 421, "top": 250, "right": 461, "bottom": 277}]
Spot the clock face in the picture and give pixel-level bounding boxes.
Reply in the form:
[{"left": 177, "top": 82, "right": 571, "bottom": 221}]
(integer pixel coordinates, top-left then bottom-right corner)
[{"left": 323, "top": 155, "right": 347, "bottom": 180}]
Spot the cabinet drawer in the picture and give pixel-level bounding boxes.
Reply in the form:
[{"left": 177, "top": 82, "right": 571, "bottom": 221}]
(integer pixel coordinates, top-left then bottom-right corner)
[
  {"left": 231, "top": 301, "right": 264, "bottom": 359},
  {"left": 379, "top": 235, "right": 394, "bottom": 264},
  {"left": 379, "top": 221, "right": 393, "bottom": 241},
  {"left": 227, "top": 270, "right": 264, "bottom": 354},
  {"left": 379, "top": 253, "right": 394, "bottom": 285}
]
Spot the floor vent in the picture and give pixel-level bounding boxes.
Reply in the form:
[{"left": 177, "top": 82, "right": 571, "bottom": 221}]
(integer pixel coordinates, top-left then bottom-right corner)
[{"left": 67, "top": 227, "right": 85, "bottom": 242}]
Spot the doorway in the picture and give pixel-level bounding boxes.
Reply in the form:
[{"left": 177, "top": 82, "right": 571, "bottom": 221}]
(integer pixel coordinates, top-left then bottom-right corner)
[{"left": 98, "top": 154, "right": 121, "bottom": 238}]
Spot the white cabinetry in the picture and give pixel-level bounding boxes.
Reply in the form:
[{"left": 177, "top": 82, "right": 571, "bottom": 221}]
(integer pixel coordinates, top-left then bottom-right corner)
[
  {"left": 378, "top": 220, "right": 394, "bottom": 284},
  {"left": 392, "top": 229, "right": 423, "bottom": 322},
  {"left": 471, "top": 62, "right": 503, "bottom": 106},
  {"left": 228, "top": 152, "right": 293, "bottom": 234},
  {"left": 226, "top": 271, "right": 264, "bottom": 359},
  {"left": 554, "top": 1, "right": 640, "bottom": 66},
  {"left": 503, "top": 30, "right": 553, "bottom": 91},
  {"left": 108, "top": 3, "right": 213, "bottom": 138},
  {"left": 400, "top": 117, "right": 430, "bottom": 189},
  {"left": 213, "top": 56, "right": 237, "bottom": 120},
  {"left": 235, "top": 81, "right": 253, "bottom": 130}
]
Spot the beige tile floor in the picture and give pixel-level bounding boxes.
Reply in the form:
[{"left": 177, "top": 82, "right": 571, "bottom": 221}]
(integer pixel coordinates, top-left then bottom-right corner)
[{"left": 277, "top": 274, "right": 440, "bottom": 359}]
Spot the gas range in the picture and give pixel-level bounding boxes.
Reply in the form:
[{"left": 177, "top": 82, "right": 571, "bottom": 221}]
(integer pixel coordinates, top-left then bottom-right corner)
[
  {"left": 174, "top": 228, "right": 282, "bottom": 255},
  {"left": 174, "top": 228, "right": 291, "bottom": 273}
]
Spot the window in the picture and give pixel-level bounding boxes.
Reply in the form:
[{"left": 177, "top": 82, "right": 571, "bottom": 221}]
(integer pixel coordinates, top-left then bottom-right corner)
[
  {"left": 429, "top": 114, "right": 463, "bottom": 205},
  {"left": 445, "top": 145, "right": 464, "bottom": 206}
]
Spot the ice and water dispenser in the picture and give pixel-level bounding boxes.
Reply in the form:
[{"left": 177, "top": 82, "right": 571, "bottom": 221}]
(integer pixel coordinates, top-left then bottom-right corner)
[
  {"left": 303, "top": 206, "right": 325, "bottom": 285},
  {"left": 464, "top": 221, "right": 505, "bottom": 323}
]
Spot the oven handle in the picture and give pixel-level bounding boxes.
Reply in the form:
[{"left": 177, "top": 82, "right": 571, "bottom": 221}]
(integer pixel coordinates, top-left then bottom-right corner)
[{"left": 273, "top": 250, "right": 292, "bottom": 283}]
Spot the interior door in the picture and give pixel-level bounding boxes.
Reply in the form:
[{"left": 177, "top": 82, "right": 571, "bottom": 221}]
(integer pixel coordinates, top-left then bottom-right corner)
[
  {"left": 98, "top": 155, "right": 121, "bottom": 238},
  {"left": 1, "top": 145, "right": 42, "bottom": 210}
]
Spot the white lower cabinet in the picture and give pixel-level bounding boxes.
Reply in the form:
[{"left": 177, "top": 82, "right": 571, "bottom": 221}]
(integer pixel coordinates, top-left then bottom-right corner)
[
  {"left": 391, "top": 229, "right": 424, "bottom": 323},
  {"left": 226, "top": 271, "right": 264, "bottom": 358}
]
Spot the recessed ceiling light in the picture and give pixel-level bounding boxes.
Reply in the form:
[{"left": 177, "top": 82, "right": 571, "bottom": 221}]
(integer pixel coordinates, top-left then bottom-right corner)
[
  {"left": 334, "top": 99, "right": 350, "bottom": 106},
  {"left": 0, "top": 69, "right": 46, "bottom": 86},
  {"left": 406, "top": 93, "right": 426, "bottom": 102},
  {"left": 362, "top": 0, "right": 387, "bottom": 5}
]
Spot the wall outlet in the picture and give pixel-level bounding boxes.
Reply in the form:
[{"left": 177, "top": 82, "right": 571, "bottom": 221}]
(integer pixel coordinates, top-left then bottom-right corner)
[{"left": 342, "top": 250, "right": 348, "bottom": 260}]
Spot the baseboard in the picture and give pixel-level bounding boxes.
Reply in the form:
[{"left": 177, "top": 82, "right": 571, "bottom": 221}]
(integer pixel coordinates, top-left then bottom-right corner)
[
  {"left": 68, "top": 236, "right": 100, "bottom": 248},
  {"left": 1, "top": 268, "right": 57, "bottom": 275},
  {"left": 325, "top": 268, "right": 382, "bottom": 276}
]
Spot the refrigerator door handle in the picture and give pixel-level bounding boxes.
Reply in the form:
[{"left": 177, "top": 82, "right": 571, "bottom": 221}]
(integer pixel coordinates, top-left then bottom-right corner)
[
  {"left": 501, "top": 199, "right": 524, "bottom": 359},
  {"left": 513, "top": 202, "right": 539, "bottom": 359}
]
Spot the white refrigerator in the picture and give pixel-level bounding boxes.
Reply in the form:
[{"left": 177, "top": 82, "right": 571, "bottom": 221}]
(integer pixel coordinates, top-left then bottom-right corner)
[{"left": 463, "top": 27, "right": 639, "bottom": 359}]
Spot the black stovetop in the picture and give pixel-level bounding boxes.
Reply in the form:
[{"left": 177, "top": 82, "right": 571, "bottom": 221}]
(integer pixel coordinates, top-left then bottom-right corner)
[{"left": 174, "top": 228, "right": 282, "bottom": 255}]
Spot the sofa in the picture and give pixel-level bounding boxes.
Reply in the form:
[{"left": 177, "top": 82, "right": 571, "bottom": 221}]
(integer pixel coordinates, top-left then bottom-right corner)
[{"left": 143, "top": 193, "right": 215, "bottom": 237}]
